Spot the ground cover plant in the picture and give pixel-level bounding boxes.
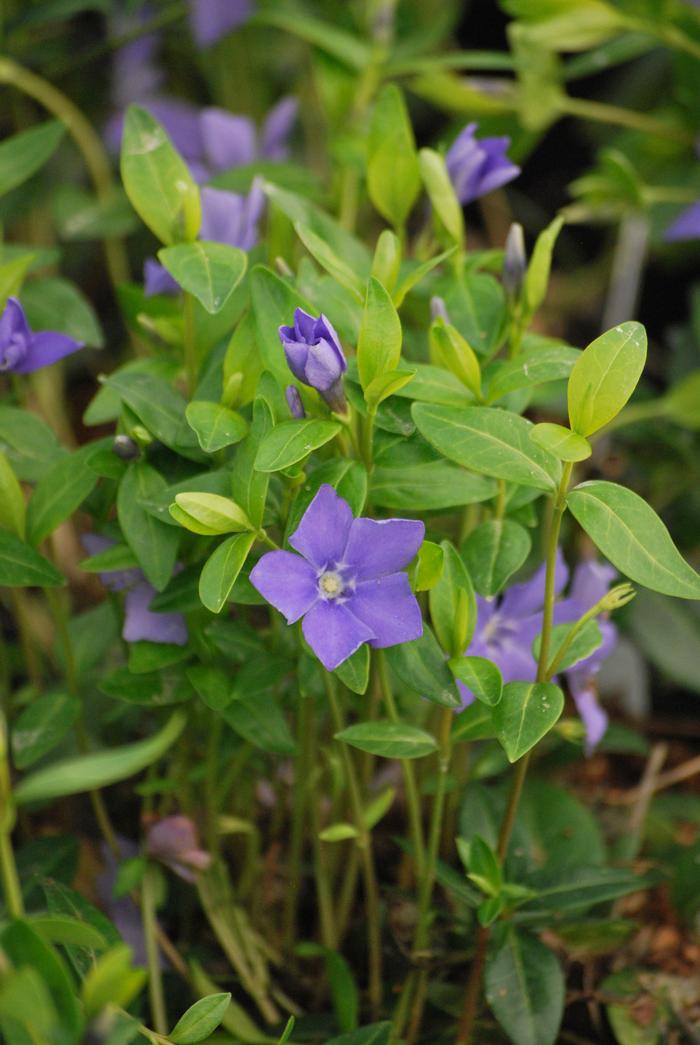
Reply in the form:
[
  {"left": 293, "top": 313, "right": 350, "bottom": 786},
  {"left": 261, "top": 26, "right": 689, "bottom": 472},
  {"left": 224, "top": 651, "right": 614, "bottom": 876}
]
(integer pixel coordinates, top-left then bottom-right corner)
[{"left": 2, "top": 1, "right": 700, "bottom": 1043}]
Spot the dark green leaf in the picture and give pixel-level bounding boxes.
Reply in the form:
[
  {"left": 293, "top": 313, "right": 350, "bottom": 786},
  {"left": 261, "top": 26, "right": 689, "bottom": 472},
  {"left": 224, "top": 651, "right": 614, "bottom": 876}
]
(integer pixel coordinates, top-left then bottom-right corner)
[
  {"left": 486, "top": 927, "right": 564, "bottom": 1045},
  {"left": 0, "top": 120, "right": 65, "bottom": 197},
  {"left": 0, "top": 530, "right": 63, "bottom": 587},
  {"left": 11, "top": 692, "right": 79, "bottom": 769},
  {"left": 199, "top": 532, "right": 256, "bottom": 613},
  {"left": 385, "top": 624, "right": 462, "bottom": 708},
  {"left": 26, "top": 447, "right": 98, "bottom": 545},
  {"left": 117, "top": 462, "right": 179, "bottom": 590},
  {"left": 170, "top": 994, "right": 232, "bottom": 1045},
  {"left": 335, "top": 721, "right": 438, "bottom": 759},
  {"left": 462, "top": 519, "right": 532, "bottom": 598}
]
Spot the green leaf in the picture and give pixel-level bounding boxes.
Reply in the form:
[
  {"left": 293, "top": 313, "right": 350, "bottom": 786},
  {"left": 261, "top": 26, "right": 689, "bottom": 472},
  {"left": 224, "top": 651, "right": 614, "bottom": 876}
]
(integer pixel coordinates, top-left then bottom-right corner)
[
  {"left": 413, "top": 540, "right": 444, "bottom": 592},
  {"left": 0, "top": 451, "right": 26, "bottom": 537},
  {"left": 453, "top": 701, "right": 496, "bottom": 742},
  {"left": 324, "top": 1022, "right": 392, "bottom": 1045},
  {"left": 104, "top": 370, "right": 199, "bottom": 458},
  {"left": 22, "top": 276, "right": 104, "bottom": 348},
  {"left": 222, "top": 693, "right": 295, "bottom": 755},
  {"left": 418, "top": 148, "right": 464, "bottom": 245},
  {"left": 118, "top": 462, "right": 179, "bottom": 591},
  {"left": 494, "top": 681, "right": 564, "bottom": 762},
  {"left": 0, "top": 120, "right": 65, "bottom": 197},
  {"left": 357, "top": 277, "right": 402, "bottom": 395},
  {"left": 627, "top": 590, "right": 700, "bottom": 695},
  {"left": 319, "top": 822, "right": 359, "bottom": 843},
  {"left": 532, "top": 620, "right": 602, "bottom": 672},
  {"left": 0, "top": 407, "right": 61, "bottom": 483},
  {"left": 255, "top": 419, "right": 341, "bottom": 472},
  {"left": 519, "top": 865, "right": 645, "bottom": 917},
  {"left": 523, "top": 215, "right": 563, "bottom": 316},
  {"left": 263, "top": 185, "right": 370, "bottom": 278},
  {"left": 249, "top": 265, "right": 317, "bottom": 385},
  {"left": 173, "top": 492, "right": 252, "bottom": 534},
  {"left": 484, "top": 341, "right": 580, "bottom": 403},
  {"left": 14, "top": 710, "right": 186, "bottom": 805},
  {"left": 335, "top": 721, "right": 439, "bottom": 759},
  {"left": 0, "top": 254, "right": 34, "bottom": 311},
  {"left": 26, "top": 446, "right": 98, "bottom": 545},
  {"left": 466, "top": 834, "right": 502, "bottom": 895},
  {"left": 334, "top": 643, "right": 370, "bottom": 695},
  {"left": 364, "top": 367, "right": 416, "bottom": 408},
  {"left": 0, "top": 530, "right": 63, "bottom": 587},
  {"left": 0, "top": 921, "right": 81, "bottom": 1039},
  {"left": 485, "top": 927, "right": 564, "bottom": 1045},
  {"left": 530, "top": 422, "right": 591, "bottom": 462},
  {"left": 185, "top": 400, "right": 248, "bottom": 452},
  {"left": 296, "top": 943, "right": 359, "bottom": 1033},
  {"left": 231, "top": 397, "right": 273, "bottom": 529},
  {"left": 567, "top": 480, "right": 700, "bottom": 599},
  {"left": 392, "top": 246, "right": 457, "bottom": 307},
  {"left": 11, "top": 692, "right": 80, "bottom": 769},
  {"left": 413, "top": 403, "right": 560, "bottom": 492},
  {"left": 429, "top": 319, "right": 481, "bottom": 397},
  {"left": 662, "top": 370, "right": 700, "bottom": 429},
  {"left": 158, "top": 241, "right": 247, "bottom": 312},
  {"left": 371, "top": 229, "right": 401, "bottom": 292},
  {"left": 199, "top": 533, "right": 256, "bottom": 613},
  {"left": 28, "top": 914, "right": 107, "bottom": 951},
  {"left": 449, "top": 656, "right": 503, "bottom": 706},
  {"left": 385, "top": 624, "right": 462, "bottom": 708},
  {"left": 462, "top": 519, "right": 532, "bottom": 598},
  {"left": 567, "top": 321, "right": 647, "bottom": 437},
  {"left": 371, "top": 459, "right": 496, "bottom": 511},
  {"left": 80, "top": 542, "right": 139, "bottom": 574},
  {"left": 170, "top": 994, "right": 232, "bottom": 1045},
  {"left": 81, "top": 943, "right": 146, "bottom": 1017},
  {"left": 367, "top": 85, "right": 421, "bottom": 228},
  {"left": 253, "top": 7, "right": 369, "bottom": 69},
  {"left": 430, "top": 540, "right": 476, "bottom": 656},
  {"left": 120, "top": 105, "right": 200, "bottom": 245},
  {"left": 294, "top": 222, "right": 364, "bottom": 298}
]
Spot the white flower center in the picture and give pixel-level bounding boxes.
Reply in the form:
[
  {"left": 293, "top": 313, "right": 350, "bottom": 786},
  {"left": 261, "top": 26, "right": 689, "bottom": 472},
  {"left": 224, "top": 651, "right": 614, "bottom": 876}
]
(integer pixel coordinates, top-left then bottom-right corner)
[{"left": 318, "top": 570, "right": 344, "bottom": 599}]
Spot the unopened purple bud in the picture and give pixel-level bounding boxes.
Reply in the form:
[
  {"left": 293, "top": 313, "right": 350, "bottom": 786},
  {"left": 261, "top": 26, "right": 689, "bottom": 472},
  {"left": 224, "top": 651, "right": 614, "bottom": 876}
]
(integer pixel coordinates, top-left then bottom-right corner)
[
  {"left": 503, "top": 223, "right": 526, "bottom": 302},
  {"left": 286, "top": 385, "right": 305, "bottom": 419},
  {"left": 430, "top": 296, "right": 450, "bottom": 324},
  {"left": 145, "top": 815, "right": 211, "bottom": 882},
  {"left": 279, "top": 308, "right": 347, "bottom": 411}
]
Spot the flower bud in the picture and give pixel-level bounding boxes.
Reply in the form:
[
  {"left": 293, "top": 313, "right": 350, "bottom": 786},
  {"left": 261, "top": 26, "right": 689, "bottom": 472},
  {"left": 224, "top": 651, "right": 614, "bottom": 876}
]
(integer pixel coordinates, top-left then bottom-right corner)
[
  {"left": 285, "top": 385, "right": 305, "bottom": 419},
  {"left": 503, "top": 222, "right": 526, "bottom": 302},
  {"left": 599, "top": 582, "right": 635, "bottom": 612},
  {"left": 112, "top": 434, "right": 140, "bottom": 461},
  {"left": 279, "top": 308, "right": 347, "bottom": 413}
]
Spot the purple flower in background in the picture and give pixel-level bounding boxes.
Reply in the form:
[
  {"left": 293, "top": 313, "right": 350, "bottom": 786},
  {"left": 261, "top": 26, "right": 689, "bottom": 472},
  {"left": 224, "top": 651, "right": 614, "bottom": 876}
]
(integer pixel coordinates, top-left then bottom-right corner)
[
  {"left": 458, "top": 552, "right": 617, "bottom": 751},
  {"left": 250, "top": 485, "right": 424, "bottom": 671},
  {"left": 430, "top": 296, "right": 451, "bottom": 324},
  {"left": 82, "top": 536, "right": 187, "bottom": 645},
  {"left": 0, "top": 298, "right": 82, "bottom": 374},
  {"left": 189, "top": 0, "right": 254, "bottom": 47},
  {"left": 279, "top": 308, "right": 347, "bottom": 412},
  {"left": 663, "top": 200, "right": 700, "bottom": 242},
  {"left": 446, "top": 122, "right": 520, "bottom": 205},
  {"left": 143, "top": 180, "right": 265, "bottom": 296},
  {"left": 286, "top": 385, "right": 305, "bottom": 419},
  {"left": 110, "top": 3, "right": 164, "bottom": 110},
  {"left": 145, "top": 815, "right": 211, "bottom": 882}
]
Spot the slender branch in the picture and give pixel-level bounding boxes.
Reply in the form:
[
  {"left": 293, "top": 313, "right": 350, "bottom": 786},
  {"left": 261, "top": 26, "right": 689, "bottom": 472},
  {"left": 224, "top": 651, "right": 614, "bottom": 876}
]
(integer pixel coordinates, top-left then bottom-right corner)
[
  {"left": 559, "top": 94, "right": 695, "bottom": 145},
  {"left": 142, "top": 865, "right": 168, "bottom": 1036}
]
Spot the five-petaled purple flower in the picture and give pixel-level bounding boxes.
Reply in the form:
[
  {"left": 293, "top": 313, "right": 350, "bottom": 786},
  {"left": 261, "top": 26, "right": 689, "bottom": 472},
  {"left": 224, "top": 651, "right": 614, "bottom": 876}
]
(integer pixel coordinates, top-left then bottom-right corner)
[
  {"left": 144, "top": 181, "right": 265, "bottom": 296},
  {"left": 0, "top": 297, "right": 83, "bottom": 374},
  {"left": 458, "top": 551, "right": 616, "bottom": 752},
  {"left": 188, "top": 0, "right": 254, "bottom": 48},
  {"left": 82, "top": 535, "right": 187, "bottom": 646},
  {"left": 279, "top": 308, "right": 347, "bottom": 413},
  {"left": 446, "top": 122, "right": 520, "bottom": 206},
  {"left": 250, "top": 485, "right": 424, "bottom": 671}
]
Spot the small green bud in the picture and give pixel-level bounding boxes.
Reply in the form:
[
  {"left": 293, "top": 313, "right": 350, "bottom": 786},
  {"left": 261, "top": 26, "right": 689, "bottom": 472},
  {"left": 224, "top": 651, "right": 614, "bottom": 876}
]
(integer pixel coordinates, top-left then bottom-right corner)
[{"left": 599, "top": 582, "right": 635, "bottom": 612}]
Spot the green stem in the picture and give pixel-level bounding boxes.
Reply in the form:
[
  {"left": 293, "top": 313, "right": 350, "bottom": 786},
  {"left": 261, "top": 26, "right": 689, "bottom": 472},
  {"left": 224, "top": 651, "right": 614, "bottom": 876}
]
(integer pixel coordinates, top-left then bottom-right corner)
[
  {"left": 0, "top": 57, "right": 130, "bottom": 292},
  {"left": 456, "top": 461, "right": 573, "bottom": 1045},
  {"left": 142, "top": 865, "right": 168, "bottom": 1036},
  {"left": 283, "top": 695, "right": 313, "bottom": 949},
  {"left": 183, "top": 293, "right": 197, "bottom": 396},
  {"left": 324, "top": 672, "right": 383, "bottom": 1015},
  {"left": 361, "top": 407, "right": 376, "bottom": 473},
  {"left": 559, "top": 94, "right": 694, "bottom": 145},
  {"left": 0, "top": 717, "right": 23, "bottom": 919},
  {"left": 377, "top": 651, "right": 425, "bottom": 879}
]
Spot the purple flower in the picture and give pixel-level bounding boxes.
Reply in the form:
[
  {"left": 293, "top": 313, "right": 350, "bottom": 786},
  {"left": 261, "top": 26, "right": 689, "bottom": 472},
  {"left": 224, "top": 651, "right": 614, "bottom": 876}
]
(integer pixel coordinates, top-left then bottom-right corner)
[
  {"left": 285, "top": 385, "right": 305, "bottom": 419},
  {"left": 145, "top": 815, "right": 211, "bottom": 882},
  {"left": 189, "top": 0, "right": 254, "bottom": 48},
  {"left": 459, "top": 552, "right": 617, "bottom": 752},
  {"left": 279, "top": 308, "right": 347, "bottom": 412},
  {"left": 144, "top": 257, "right": 179, "bottom": 296},
  {"left": 0, "top": 297, "right": 82, "bottom": 374},
  {"left": 663, "top": 200, "right": 700, "bottom": 242},
  {"left": 430, "top": 296, "right": 451, "bottom": 324},
  {"left": 82, "top": 535, "right": 187, "bottom": 646},
  {"left": 446, "top": 122, "right": 520, "bottom": 206},
  {"left": 110, "top": 3, "right": 164, "bottom": 110},
  {"left": 250, "top": 485, "right": 424, "bottom": 671}
]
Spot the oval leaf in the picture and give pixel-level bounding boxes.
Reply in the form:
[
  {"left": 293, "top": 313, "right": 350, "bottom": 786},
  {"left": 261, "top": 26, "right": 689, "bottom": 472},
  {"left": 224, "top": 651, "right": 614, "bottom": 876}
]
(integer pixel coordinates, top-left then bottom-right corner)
[
  {"left": 170, "top": 994, "right": 232, "bottom": 1045},
  {"left": 567, "top": 321, "right": 647, "bottom": 437},
  {"left": 531, "top": 422, "right": 591, "bottom": 462},
  {"left": 158, "top": 241, "right": 247, "bottom": 313},
  {"left": 199, "top": 532, "right": 256, "bottom": 613},
  {"left": 462, "top": 519, "right": 532, "bottom": 598},
  {"left": 255, "top": 419, "right": 341, "bottom": 472},
  {"left": 0, "top": 530, "right": 63, "bottom": 587},
  {"left": 449, "top": 656, "right": 503, "bottom": 706},
  {"left": 335, "top": 721, "right": 439, "bottom": 759},
  {"left": 486, "top": 927, "right": 564, "bottom": 1045},
  {"left": 493, "top": 681, "right": 564, "bottom": 762},
  {"left": 357, "top": 277, "right": 402, "bottom": 395}
]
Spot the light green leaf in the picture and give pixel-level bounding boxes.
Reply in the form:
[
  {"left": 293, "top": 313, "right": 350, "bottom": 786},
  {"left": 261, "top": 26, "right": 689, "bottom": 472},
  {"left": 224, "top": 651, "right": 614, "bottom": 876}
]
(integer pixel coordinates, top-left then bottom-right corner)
[
  {"left": 0, "top": 451, "right": 26, "bottom": 537},
  {"left": 14, "top": 711, "right": 186, "bottom": 805},
  {"left": 430, "top": 540, "right": 476, "bottom": 656},
  {"left": 418, "top": 148, "right": 464, "bottom": 245},
  {"left": 412, "top": 403, "right": 560, "bottom": 491},
  {"left": 531, "top": 422, "right": 591, "bottom": 462},
  {"left": 370, "top": 229, "right": 401, "bottom": 293},
  {"left": 484, "top": 342, "right": 580, "bottom": 403},
  {"left": 158, "top": 241, "right": 247, "bottom": 313},
  {"left": 170, "top": 994, "right": 232, "bottom": 1045},
  {"left": 199, "top": 533, "right": 256, "bottom": 614},
  {"left": 532, "top": 620, "right": 602, "bottom": 673},
  {"left": 567, "top": 480, "right": 700, "bottom": 599},
  {"left": 335, "top": 721, "right": 439, "bottom": 759},
  {"left": 185, "top": 401, "right": 248, "bottom": 452},
  {"left": 567, "top": 321, "right": 647, "bottom": 437},
  {"left": 0, "top": 120, "right": 65, "bottom": 197},
  {"left": 357, "top": 277, "right": 402, "bottom": 395},
  {"left": 294, "top": 222, "right": 364, "bottom": 298},
  {"left": 413, "top": 540, "right": 444, "bottom": 592},
  {"left": 523, "top": 215, "right": 564, "bottom": 317},
  {"left": 364, "top": 367, "right": 416, "bottom": 408},
  {"left": 0, "top": 254, "right": 34, "bottom": 311},
  {"left": 174, "top": 492, "right": 252, "bottom": 534},
  {"left": 120, "top": 106, "right": 200, "bottom": 245},
  {"left": 231, "top": 397, "right": 273, "bottom": 529},
  {"left": 319, "top": 823, "right": 359, "bottom": 843},
  {"left": 462, "top": 519, "right": 532, "bottom": 598},
  {"left": 494, "top": 681, "right": 564, "bottom": 762},
  {"left": 254, "top": 419, "right": 341, "bottom": 472},
  {"left": 0, "top": 530, "right": 64, "bottom": 587},
  {"left": 367, "top": 84, "right": 421, "bottom": 229},
  {"left": 449, "top": 656, "right": 503, "bottom": 706},
  {"left": 429, "top": 319, "right": 481, "bottom": 397}
]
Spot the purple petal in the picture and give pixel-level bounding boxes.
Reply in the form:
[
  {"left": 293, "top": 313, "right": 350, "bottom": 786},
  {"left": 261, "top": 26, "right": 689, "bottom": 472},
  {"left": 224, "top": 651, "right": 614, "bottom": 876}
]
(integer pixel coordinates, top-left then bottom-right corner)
[
  {"left": 430, "top": 296, "right": 451, "bottom": 323},
  {"left": 82, "top": 534, "right": 143, "bottom": 591},
  {"left": 285, "top": 385, "right": 305, "bottom": 419},
  {"left": 249, "top": 550, "right": 318, "bottom": 623},
  {"left": 199, "top": 108, "right": 256, "bottom": 172},
  {"left": 261, "top": 96, "right": 298, "bottom": 160},
  {"left": 144, "top": 258, "right": 179, "bottom": 296},
  {"left": 664, "top": 200, "right": 700, "bottom": 242},
  {"left": 302, "top": 338, "right": 345, "bottom": 391},
  {"left": 569, "top": 560, "right": 617, "bottom": 613},
  {"left": 15, "top": 330, "right": 83, "bottom": 373},
  {"left": 200, "top": 182, "right": 263, "bottom": 250},
  {"left": 0, "top": 297, "right": 31, "bottom": 343},
  {"left": 282, "top": 339, "right": 310, "bottom": 383},
  {"left": 189, "top": 0, "right": 253, "bottom": 47},
  {"left": 569, "top": 676, "right": 608, "bottom": 753},
  {"left": 140, "top": 97, "right": 204, "bottom": 163},
  {"left": 288, "top": 485, "right": 354, "bottom": 569},
  {"left": 349, "top": 573, "right": 423, "bottom": 648},
  {"left": 500, "top": 547, "right": 568, "bottom": 618},
  {"left": 123, "top": 581, "right": 188, "bottom": 645},
  {"left": 293, "top": 307, "right": 318, "bottom": 341},
  {"left": 302, "top": 600, "right": 374, "bottom": 670},
  {"left": 343, "top": 518, "right": 425, "bottom": 581}
]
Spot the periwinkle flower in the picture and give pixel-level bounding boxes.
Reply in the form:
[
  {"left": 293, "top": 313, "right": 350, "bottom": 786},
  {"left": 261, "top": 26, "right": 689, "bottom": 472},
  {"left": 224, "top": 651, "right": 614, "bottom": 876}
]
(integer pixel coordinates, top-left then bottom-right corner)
[
  {"left": 145, "top": 815, "right": 211, "bottom": 882},
  {"left": 279, "top": 308, "right": 347, "bottom": 412},
  {"left": 446, "top": 122, "right": 520, "bottom": 206},
  {"left": 188, "top": 0, "right": 254, "bottom": 48},
  {"left": 458, "top": 551, "right": 617, "bottom": 752},
  {"left": 250, "top": 485, "right": 424, "bottom": 671},
  {"left": 285, "top": 385, "right": 305, "bottom": 419},
  {"left": 82, "top": 535, "right": 187, "bottom": 646},
  {"left": 663, "top": 200, "right": 700, "bottom": 242},
  {"left": 0, "top": 297, "right": 83, "bottom": 374}
]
